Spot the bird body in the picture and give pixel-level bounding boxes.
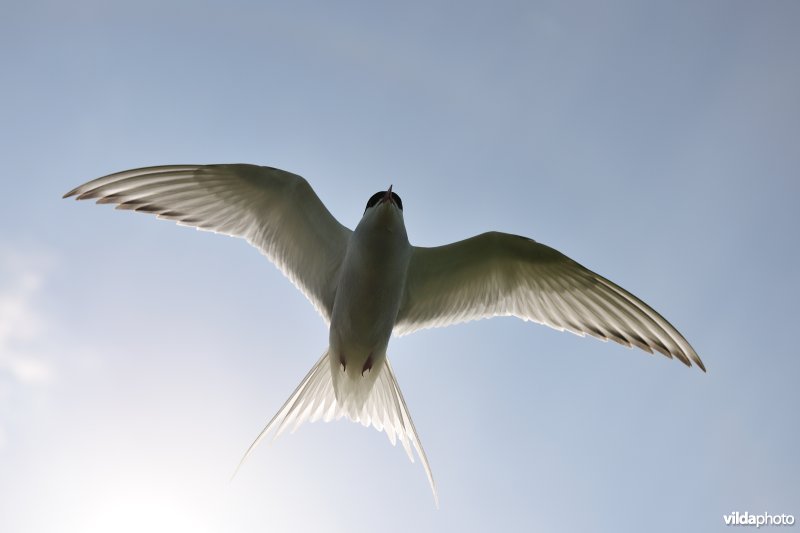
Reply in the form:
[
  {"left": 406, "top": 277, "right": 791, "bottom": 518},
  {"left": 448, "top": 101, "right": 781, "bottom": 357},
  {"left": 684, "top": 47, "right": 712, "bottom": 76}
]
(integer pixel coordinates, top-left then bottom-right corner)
[
  {"left": 65, "top": 163, "right": 704, "bottom": 506},
  {"left": 326, "top": 192, "right": 413, "bottom": 429},
  {"left": 331, "top": 193, "right": 410, "bottom": 385}
]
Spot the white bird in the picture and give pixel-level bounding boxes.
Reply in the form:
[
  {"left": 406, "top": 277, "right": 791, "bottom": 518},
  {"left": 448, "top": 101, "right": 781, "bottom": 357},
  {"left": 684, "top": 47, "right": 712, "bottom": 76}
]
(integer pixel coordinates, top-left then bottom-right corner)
[{"left": 65, "top": 164, "right": 704, "bottom": 505}]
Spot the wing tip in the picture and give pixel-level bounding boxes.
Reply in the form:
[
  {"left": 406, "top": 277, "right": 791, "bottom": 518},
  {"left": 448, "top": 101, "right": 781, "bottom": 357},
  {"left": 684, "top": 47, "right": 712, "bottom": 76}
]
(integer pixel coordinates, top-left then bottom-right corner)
[
  {"left": 691, "top": 353, "right": 707, "bottom": 373},
  {"left": 668, "top": 347, "right": 706, "bottom": 372}
]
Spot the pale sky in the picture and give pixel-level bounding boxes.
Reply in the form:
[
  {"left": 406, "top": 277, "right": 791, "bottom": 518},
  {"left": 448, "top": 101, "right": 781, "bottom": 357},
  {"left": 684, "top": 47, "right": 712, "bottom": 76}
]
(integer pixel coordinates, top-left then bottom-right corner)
[{"left": 1, "top": 1, "right": 798, "bottom": 532}]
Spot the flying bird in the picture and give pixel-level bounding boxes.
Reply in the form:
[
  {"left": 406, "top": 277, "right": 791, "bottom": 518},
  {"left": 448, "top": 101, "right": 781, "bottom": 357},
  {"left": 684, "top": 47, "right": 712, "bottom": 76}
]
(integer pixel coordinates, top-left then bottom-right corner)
[{"left": 65, "top": 164, "right": 704, "bottom": 505}]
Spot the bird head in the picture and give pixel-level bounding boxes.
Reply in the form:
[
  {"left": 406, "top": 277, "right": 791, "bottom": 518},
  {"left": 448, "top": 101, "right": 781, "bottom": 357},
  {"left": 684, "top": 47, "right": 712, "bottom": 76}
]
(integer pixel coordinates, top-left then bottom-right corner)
[
  {"left": 363, "top": 185, "right": 403, "bottom": 214},
  {"left": 358, "top": 185, "right": 406, "bottom": 236}
]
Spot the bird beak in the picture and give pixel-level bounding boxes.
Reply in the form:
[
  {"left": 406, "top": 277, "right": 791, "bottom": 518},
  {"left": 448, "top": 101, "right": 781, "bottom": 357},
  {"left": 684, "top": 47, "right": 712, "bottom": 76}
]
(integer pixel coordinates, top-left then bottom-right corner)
[{"left": 380, "top": 185, "right": 395, "bottom": 206}]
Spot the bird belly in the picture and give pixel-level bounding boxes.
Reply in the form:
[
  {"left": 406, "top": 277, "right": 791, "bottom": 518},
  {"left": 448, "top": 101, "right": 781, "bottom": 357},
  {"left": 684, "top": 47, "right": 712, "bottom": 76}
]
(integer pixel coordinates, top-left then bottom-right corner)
[{"left": 328, "top": 224, "right": 410, "bottom": 404}]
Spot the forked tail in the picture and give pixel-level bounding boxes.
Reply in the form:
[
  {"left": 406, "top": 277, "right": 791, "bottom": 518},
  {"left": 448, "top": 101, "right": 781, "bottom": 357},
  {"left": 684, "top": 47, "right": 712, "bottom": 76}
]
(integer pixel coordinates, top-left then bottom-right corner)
[{"left": 234, "top": 350, "right": 438, "bottom": 506}]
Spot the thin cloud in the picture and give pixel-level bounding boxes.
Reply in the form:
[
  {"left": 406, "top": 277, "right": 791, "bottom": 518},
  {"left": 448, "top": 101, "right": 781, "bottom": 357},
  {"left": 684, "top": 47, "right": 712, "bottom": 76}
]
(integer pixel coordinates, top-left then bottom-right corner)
[{"left": 0, "top": 248, "right": 55, "bottom": 385}]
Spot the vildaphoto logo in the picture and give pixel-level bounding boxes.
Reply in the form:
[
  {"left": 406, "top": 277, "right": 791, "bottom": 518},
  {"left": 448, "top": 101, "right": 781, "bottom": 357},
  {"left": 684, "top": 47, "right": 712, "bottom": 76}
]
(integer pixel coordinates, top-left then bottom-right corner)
[{"left": 723, "top": 511, "right": 795, "bottom": 528}]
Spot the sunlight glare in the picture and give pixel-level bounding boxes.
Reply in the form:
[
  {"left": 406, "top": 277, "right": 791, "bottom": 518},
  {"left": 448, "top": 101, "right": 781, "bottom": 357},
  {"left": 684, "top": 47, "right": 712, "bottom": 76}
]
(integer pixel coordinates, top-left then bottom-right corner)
[{"left": 81, "top": 482, "right": 213, "bottom": 533}]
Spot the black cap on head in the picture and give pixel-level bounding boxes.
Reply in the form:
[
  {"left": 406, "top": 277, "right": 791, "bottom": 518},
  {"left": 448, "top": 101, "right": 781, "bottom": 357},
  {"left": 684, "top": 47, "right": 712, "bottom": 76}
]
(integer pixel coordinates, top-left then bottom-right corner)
[{"left": 364, "top": 190, "right": 403, "bottom": 212}]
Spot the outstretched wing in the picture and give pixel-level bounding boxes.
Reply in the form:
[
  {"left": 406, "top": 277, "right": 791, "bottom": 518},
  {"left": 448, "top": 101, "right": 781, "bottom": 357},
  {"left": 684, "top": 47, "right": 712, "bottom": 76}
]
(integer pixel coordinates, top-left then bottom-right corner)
[
  {"left": 65, "top": 164, "right": 352, "bottom": 322},
  {"left": 395, "top": 231, "right": 704, "bottom": 370}
]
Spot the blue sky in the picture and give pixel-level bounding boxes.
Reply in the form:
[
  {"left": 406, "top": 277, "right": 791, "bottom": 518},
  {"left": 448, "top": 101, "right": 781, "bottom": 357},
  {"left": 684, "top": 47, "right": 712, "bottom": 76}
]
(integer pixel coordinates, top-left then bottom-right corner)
[{"left": 1, "top": 1, "right": 798, "bottom": 531}]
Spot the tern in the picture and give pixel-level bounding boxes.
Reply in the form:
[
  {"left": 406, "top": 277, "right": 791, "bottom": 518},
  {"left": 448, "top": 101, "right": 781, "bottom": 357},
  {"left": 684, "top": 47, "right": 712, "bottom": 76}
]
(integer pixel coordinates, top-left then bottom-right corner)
[{"left": 65, "top": 164, "right": 704, "bottom": 505}]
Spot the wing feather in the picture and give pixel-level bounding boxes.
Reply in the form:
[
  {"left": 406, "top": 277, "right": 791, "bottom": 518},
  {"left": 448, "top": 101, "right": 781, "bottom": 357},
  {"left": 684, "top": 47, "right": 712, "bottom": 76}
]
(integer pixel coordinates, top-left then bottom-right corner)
[
  {"left": 65, "top": 164, "right": 352, "bottom": 321},
  {"left": 395, "top": 231, "right": 704, "bottom": 370}
]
